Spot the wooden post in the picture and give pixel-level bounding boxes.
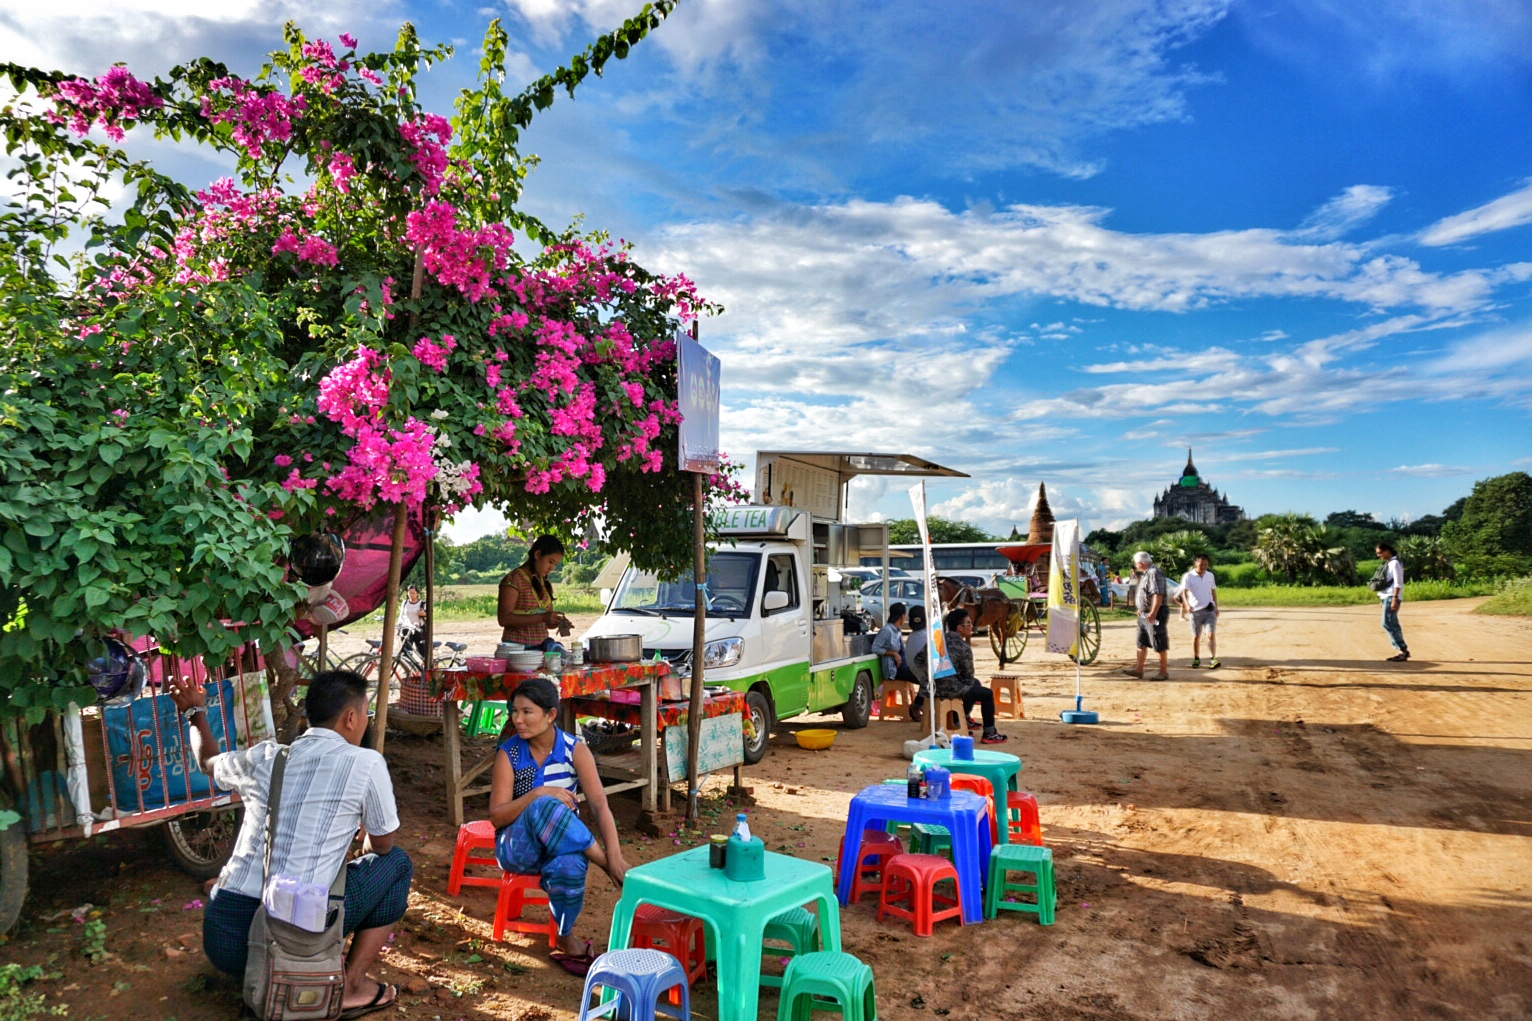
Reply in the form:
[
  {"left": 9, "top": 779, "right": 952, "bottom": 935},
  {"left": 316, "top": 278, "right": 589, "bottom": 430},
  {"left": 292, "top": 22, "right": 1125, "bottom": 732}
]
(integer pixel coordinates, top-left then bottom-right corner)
[{"left": 370, "top": 502, "right": 409, "bottom": 753}]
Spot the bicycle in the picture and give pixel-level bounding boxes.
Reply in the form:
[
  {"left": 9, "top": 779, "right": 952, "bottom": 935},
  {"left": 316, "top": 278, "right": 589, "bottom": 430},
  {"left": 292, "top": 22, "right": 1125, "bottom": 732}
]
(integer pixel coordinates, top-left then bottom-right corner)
[{"left": 341, "top": 630, "right": 467, "bottom": 700}]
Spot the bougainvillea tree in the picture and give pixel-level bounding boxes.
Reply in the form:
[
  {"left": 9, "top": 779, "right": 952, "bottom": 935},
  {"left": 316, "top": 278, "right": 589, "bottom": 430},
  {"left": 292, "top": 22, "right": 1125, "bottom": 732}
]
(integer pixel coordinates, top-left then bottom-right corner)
[{"left": 0, "top": 6, "right": 748, "bottom": 723}]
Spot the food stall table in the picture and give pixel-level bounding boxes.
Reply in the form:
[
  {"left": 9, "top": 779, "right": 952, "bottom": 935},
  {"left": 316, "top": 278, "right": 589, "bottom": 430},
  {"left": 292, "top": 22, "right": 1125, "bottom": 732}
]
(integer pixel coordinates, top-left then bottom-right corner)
[
  {"left": 608, "top": 845, "right": 843, "bottom": 1021},
  {"left": 837, "top": 785, "right": 991, "bottom": 924},
  {"left": 432, "top": 662, "right": 669, "bottom": 826},
  {"left": 568, "top": 690, "right": 748, "bottom": 812}
]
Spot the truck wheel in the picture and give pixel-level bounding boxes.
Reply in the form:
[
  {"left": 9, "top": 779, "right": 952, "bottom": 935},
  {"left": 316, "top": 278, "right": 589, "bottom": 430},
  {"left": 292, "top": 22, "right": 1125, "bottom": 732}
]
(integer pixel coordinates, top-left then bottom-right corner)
[
  {"left": 0, "top": 790, "right": 26, "bottom": 936},
  {"left": 162, "top": 807, "right": 243, "bottom": 881},
  {"left": 743, "top": 690, "right": 773, "bottom": 765},
  {"left": 841, "top": 671, "right": 874, "bottom": 729}
]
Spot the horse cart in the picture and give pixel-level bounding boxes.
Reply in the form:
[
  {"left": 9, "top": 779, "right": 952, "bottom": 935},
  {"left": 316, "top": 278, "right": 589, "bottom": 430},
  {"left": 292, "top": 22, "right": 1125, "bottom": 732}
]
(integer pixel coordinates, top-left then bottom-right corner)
[
  {"left": 0, "top": 634, "right": 265, "bottom": 935},
  {"left": 939, "top": 542, "right": 1102, "bottom": 668}
]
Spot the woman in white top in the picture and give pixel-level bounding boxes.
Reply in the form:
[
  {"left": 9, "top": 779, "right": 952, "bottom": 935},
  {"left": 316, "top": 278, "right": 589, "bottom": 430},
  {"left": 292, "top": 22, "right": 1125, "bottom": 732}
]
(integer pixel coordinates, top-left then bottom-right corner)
[{"left": 1373, "top": 542, "right": 1409, "bottom": 662}]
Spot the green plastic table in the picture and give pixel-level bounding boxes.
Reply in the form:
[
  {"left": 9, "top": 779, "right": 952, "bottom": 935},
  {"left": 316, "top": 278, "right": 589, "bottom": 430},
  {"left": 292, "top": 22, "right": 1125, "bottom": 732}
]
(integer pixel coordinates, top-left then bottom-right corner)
[
  {"left": 608, "top": 846, "right": 843, "bottom": 1021},
  {"left": 913, "top": 748, "right": 1021, "bottom": 843}
]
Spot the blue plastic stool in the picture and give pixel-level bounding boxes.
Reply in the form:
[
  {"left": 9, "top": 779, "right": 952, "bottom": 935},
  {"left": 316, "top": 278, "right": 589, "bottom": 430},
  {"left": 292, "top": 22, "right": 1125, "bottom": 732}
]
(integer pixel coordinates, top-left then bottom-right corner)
[{"left": 579, "top": 948, "right": 690, "bottom": 1021}]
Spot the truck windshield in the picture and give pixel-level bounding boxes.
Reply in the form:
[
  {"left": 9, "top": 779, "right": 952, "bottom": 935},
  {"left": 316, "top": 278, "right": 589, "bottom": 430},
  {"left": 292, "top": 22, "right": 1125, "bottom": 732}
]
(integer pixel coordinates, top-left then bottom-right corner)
[{"left": 611, "top": 552, "right": 762, "bottom": 618}]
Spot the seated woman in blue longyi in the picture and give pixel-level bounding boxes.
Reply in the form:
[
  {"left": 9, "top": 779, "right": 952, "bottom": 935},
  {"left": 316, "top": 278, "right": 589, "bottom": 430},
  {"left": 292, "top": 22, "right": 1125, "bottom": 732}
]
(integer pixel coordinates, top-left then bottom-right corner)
[{"left": 489, "top": 677, "right": 628, "bottom": 977}]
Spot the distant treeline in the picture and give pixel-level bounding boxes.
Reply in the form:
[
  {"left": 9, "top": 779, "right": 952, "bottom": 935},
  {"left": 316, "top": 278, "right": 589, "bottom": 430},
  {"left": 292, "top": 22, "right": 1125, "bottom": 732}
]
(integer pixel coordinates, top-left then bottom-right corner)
[{"left": 408, "top": 533, "right": 611, "bottom": 587}]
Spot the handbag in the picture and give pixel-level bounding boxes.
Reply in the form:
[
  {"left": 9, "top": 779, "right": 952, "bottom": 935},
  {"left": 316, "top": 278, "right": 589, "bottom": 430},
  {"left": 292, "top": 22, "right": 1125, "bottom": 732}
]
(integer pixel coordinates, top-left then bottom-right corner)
[{"left": 243, "top": 747, "right": 349, "bottom": 1020}]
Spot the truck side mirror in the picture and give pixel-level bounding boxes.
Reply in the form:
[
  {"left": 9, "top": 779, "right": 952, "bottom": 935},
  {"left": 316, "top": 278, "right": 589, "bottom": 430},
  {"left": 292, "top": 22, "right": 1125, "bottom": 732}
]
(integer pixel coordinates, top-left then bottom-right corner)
[{"left": 762, "top": 591, "right": 790, "bottom": 612}]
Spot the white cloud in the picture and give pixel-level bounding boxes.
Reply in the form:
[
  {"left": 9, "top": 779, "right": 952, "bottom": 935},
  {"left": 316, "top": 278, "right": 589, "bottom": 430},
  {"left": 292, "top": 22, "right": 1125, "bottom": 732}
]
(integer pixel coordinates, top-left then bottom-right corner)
[
  {"left": 1387, "top": 464, "right": 1475, "bottom": 478},
  {"left": 506, "top": 0, "right": 1234, "bottom": 179},
  {"left": 1431, "top": 321, "right": 1532, "bottom": 372},
  {"left": 1420, "top": 179, "right": 1532, "bottom": 247},
  {"left": 1083, "top": 347, "right": 1241, "bottom": 374},
  {"left": 1296, "top": 184, "right": 1394, "bottom": 240}
]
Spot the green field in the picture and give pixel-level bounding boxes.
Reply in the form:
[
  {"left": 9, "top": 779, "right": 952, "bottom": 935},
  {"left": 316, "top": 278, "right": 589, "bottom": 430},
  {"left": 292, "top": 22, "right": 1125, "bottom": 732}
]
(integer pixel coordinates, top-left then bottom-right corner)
[
  {"left": 1475, "top": 577, "right": 1532, "bottom": 616},
  {"left": 360, "top": 584, "right": 606, "bottom": 624},
  {"left": 1212, "top": 579, "right": 1498, "bottom": 607}
]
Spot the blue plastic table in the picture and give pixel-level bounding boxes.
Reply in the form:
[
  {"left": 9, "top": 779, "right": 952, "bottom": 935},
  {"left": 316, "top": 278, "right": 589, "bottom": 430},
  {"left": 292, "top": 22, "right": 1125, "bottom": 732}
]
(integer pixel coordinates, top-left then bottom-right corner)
[
  {"left": 608, "top": 846, "right": 843, "bottom": 1021},
  {"left": 837, "top": 785, "right": 992, "bottom": 924},
  {"left": 912, "top": 748, "right": 1022, "bottom": 844}
]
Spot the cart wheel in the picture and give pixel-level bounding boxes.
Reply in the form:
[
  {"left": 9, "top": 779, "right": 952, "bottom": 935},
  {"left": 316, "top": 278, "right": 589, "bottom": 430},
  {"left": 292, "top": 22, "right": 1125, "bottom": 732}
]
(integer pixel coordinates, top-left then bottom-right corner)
[
  {"left": 841, "top": 671, "right": 874, "bottom": 730},
  {"left": 162, "top": 808, "right": 243, "bottom": 881},
  {"left": 743, "top": 689, "right": 773, "bottom": 765},
  {"left": 0, "top": 791, "right": 27, "bottom": 936},
  {"left": 1072, "top": 602, "right": 1102, "bottom": 666}
]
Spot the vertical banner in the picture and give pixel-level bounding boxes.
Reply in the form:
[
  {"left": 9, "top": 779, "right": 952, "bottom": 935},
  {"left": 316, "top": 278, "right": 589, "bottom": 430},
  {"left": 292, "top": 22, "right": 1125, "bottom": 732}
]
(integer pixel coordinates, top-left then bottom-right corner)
[
  {"left": 676, "top": 333, "right": 721, "bottom": 473},
  {"left": 908, "top": 483, "right": 956, "bottom": 680},
  {"left": 1046, "top": 518, "right": 1082, "bottom": 656}
]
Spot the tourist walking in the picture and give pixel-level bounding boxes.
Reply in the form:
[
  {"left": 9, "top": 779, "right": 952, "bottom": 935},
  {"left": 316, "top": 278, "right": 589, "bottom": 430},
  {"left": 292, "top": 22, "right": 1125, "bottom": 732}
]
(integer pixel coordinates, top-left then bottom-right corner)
[
  {"left": 1178, "top": 554, "right": 1221, "bottom": 668},
  {"left": 1372, "top": 541, "right": 1409, "bottom": 661},
  {"left": 1123, "top": 551, "right": 1170, "bottom": 680}
]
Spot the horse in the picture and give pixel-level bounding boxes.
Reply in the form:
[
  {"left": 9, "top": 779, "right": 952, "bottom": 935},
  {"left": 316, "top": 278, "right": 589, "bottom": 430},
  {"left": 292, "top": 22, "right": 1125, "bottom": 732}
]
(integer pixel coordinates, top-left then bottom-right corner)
[{"left": 935, "top": 576, "right": 1014, "bottom": 634}]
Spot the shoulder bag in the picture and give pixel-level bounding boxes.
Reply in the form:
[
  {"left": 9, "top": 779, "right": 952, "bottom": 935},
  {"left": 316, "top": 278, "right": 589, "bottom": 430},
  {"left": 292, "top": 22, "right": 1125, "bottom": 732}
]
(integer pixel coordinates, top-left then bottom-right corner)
[
  {"left": 1366, "top": 562, "right": 1390, "bottom": 593},
  {"left": 243, "top": 746, "right": 349, "bottom": 1020}
]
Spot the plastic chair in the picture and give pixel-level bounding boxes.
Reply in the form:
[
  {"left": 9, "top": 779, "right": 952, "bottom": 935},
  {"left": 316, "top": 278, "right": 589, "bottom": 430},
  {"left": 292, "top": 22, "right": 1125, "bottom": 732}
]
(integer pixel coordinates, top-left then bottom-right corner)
[
  {"left": 879, "top": 682, "right": 918, "bottom": 721},
  {"left": 878, "top": 853, "right": 963, "bottom": 936},
  {"left": 461, "top": 701, "right": 507, "bottom": 737},
  {"left": 1006, "top": 792, "right": 1043, "bottom": 846},
  {"left": 761, "top": 906, "right": 821, "bottom": 989},
  {"left": 988, "top": 674, "right": 1023, "bottom": 719},
  {"left": 447, "top": 820, "right": 500, "bottom": 895},
  {"left": 631, "top": 903, "right": 707, "bottom": 1003},
  {"left": 984, "top": 844, "right": 1055, "bottom": 925},
  {"left": 493, "top": 872, "right": 560, "bottom": 949},
  {"left": 910, "top": 823, "right": 950, "bottom": 857},
  {"left": 776, "top": 951, "right": 876, "bottom": 1021},
  {"left": 834, "top": 829, "right": 905, "bottom": 903},
  {"left": 579, "top": 948, "right": 690, "bottom": 1021},
  {"left": 949, "top": 775, "right": 998, "bottom": 844}
]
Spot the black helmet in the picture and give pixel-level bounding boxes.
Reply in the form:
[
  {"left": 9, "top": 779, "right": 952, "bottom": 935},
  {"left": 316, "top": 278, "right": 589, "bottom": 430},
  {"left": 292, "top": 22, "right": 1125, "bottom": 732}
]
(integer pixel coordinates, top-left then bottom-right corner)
[
  {"left": 290, "top": 533, "right": 346, "bottom": 586},
  {"left": 86, "top": 637, "right": 146, "bottom": 706}
]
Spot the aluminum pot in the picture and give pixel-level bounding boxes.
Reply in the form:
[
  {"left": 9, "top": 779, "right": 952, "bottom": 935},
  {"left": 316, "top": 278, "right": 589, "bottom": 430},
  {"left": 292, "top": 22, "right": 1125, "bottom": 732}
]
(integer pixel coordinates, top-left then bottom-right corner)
[{"left": 587, "top": 634, "right": 642, "bottom": 663}]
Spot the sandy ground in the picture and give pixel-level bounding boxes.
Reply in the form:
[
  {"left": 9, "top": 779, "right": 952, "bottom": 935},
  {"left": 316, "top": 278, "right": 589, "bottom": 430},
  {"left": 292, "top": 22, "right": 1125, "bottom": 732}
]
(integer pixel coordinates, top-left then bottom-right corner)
[{"left": 7, "top": 599, "right": 1531, "bottom": 1020}]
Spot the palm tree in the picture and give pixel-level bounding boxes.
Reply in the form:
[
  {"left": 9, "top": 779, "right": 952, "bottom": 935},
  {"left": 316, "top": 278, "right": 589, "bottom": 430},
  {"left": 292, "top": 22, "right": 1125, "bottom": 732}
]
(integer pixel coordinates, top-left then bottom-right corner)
[
  {"left": 1253, "top": 515, "right": 1310, "bottom": 583},
  {"left": 1148, "top": 529, "right": 1215, "bottom": 576},
  {"left": 1399, "top": 534, "right": 1454, "bottom": 581}
]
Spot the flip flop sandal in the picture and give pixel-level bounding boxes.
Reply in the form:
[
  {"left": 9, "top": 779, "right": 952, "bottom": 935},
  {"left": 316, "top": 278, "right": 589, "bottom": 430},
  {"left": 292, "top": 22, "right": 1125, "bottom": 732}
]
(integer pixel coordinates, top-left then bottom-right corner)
[
  {"left": 552, "top": 941, "right": 595, "bottom": 977},
  {"left": 340, "top": 982, "right": 397, "bottom": 1020}
]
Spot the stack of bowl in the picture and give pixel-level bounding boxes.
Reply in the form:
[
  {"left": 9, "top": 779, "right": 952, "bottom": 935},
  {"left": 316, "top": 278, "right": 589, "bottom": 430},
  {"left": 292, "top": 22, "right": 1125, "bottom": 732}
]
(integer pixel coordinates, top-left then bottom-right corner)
[{"left": 507, "top": 650, "right": 545, "bottom": 673}]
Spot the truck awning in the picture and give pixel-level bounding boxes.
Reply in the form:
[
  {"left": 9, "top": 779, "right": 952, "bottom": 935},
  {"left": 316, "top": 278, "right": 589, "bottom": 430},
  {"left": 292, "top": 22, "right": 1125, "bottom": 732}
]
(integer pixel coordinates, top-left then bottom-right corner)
[{"left": 755, "top": 451, "right": 968, "bottom": 482}]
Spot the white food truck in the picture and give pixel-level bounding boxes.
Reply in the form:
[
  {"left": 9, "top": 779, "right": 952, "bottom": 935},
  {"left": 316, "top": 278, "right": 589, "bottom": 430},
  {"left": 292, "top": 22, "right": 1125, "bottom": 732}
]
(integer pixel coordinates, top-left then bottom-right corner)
[{"left": 582, "top": 452, "right": 966, "bottom": 763}]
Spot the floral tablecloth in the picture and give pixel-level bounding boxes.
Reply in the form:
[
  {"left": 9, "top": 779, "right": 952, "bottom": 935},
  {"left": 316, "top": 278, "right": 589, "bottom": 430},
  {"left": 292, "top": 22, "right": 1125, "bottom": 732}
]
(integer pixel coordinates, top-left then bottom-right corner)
[
  {"left": 433, "top": 661, "right": 670, "bottom": 701},
  {"left": 568, "top": 690, "right": 746, "bottom": 730}
]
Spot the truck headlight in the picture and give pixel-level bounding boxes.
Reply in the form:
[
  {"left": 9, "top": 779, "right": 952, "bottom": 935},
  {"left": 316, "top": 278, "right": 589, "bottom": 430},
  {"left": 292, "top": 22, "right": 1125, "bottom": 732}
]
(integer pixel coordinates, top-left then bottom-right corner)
[{"left": 702, "top": 637, "right": 743, "bottom": 669}]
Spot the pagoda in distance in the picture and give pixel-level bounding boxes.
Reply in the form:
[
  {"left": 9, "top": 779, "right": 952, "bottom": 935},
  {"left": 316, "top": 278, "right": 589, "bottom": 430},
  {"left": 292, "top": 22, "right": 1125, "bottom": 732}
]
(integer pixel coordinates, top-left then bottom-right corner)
[{"left": 1152, "top": 450, "right": 1244, "bottom": 525}]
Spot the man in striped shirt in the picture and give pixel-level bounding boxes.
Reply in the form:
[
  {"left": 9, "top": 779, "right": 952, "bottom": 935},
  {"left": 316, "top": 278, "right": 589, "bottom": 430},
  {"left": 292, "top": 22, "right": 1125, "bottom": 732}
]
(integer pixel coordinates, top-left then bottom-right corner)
[{"left": 168, "top": 670, "right": 412, "bottom": 1019}]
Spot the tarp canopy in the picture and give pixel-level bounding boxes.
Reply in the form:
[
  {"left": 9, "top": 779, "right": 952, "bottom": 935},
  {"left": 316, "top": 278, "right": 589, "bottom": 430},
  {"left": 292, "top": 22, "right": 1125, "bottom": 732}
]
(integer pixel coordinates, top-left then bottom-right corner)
[{"left": 293, "top": 508, "right": 428, "bottom": 638}]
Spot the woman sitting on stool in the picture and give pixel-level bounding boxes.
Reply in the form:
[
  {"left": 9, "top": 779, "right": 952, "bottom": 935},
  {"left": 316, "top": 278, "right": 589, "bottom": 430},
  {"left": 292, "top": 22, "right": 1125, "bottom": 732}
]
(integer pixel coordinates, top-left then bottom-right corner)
[{"left": 489, "top": 678, "right": 628, "bottom": 976}]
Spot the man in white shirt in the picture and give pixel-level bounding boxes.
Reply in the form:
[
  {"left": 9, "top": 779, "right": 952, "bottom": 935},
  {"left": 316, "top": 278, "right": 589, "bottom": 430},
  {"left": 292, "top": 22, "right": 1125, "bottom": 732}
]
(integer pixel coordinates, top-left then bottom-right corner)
[
  {"left": 1375, "top": 541, "right": 1409, "bottom": 662},
  {"left": 167, "top": 670, "right": 411, "bottom": 1018},
  {"left": 1177, "top": 554, "right": 1221, "bottom": 669}
]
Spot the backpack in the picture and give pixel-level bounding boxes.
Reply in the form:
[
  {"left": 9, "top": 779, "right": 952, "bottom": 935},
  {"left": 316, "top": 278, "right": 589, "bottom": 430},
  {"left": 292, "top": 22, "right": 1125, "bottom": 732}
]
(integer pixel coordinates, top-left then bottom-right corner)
[
  {"left": 243, "top": 746, "right": 349, "bottom": 1020},
  {"left": 1366, "top": 562, "right": 1390, "bottom": 593}
]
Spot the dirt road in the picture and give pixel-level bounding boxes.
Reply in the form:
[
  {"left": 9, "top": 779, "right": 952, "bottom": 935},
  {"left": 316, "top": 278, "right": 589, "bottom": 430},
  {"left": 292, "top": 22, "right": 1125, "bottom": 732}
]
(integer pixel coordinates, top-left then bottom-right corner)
[{"left": 9, "top": 599, "right": 1530, "bottom": 1020}]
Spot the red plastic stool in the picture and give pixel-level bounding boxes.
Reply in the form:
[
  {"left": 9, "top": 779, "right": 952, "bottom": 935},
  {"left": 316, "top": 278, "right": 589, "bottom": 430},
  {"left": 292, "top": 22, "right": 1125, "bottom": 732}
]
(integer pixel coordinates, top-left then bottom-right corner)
[
  {"left": 493, "top": 872, "right": 560, "bottom": 949},
  {"left": 447, "top": 820, "right": 501, "bottom": 895},
  {"left": 835, "top": 829, "right": 905, "bottom": 903},
  {"left": 878, "top": 853, "right": 963, "bottom": 936},
  {"left": 630, "top": 903, "right": 707, "bottom": 1004},
  {"left": 1007, "top": 791, "right": 1044, "bottom": 846},
  {"left": 950, "top": 775, "right": 998, "bottom": 844}
]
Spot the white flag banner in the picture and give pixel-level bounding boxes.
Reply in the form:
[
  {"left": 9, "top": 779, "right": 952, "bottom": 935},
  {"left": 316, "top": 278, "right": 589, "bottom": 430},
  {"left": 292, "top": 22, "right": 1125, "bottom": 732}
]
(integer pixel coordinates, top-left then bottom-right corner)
[
  {"left": 1046, "top": 518, "right": 1082, "bottom": 656},
  {"left": 908, "top": 483, "right": 955, "bottom": 681}
]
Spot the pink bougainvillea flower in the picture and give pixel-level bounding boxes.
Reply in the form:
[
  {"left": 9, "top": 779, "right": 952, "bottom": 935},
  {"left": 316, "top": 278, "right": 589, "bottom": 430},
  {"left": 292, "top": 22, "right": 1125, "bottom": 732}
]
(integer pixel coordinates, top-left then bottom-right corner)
[
  {"left": 46, "top": 66, "right": 162, "bottom": 142},
  {"left": 273, "top": 454, "right": 293, "bottom": 467},
  {"left": 339, "top": 32, "right": 358, "bottom": 48},
  {"left": 201, "top": 77, "right": 304, "bottom": 159}
]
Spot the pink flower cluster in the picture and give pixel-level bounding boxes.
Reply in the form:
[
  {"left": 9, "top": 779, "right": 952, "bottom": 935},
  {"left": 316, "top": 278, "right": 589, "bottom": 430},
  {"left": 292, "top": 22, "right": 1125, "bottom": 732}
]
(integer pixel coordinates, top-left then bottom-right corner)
[
  {"left": 404, "top": 201, "right": 514, "bottom": 302},
  {"left": 326, "top": 417, "right": 439, "bottom": 509},
  {"left": 170, "top": 178, "right": 284, "bottom": 284},
  {"left": 299, "top": 40, "right": 349, "bottom": 94},
  {"left": 327, "top": 152, "right": 357, "bottom": 193},
  {"left": 411, "top": 333, "right": 456, "bottom": 372},
  {"left": 46, "top": 67, "right": 162, "bottom": 142},
  {"left": 201, "top": 77, "right": 305, "bottom": 159},
  {"left": 316, "top": 347, "right": 389, "bottom": 434},
  {"left": 272, "top": 230, "right": 339, "bottom": 267},
  {"left": 398, "top": 114, "right": 452, "bottom": 194}
]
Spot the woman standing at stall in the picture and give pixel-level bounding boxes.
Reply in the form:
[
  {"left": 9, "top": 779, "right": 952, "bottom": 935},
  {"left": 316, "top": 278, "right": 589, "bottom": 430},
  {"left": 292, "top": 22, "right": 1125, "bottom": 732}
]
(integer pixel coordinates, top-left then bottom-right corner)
[
  {"left": 498, "top": 535, "right": 573, "bottom": 651},
  {"left": 489, "top": 677, "right": 627, "bottom": 976}
]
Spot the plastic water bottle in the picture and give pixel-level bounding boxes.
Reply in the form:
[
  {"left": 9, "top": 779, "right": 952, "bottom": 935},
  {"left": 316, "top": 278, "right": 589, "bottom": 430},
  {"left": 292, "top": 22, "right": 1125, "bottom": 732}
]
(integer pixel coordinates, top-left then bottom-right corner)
[{"left": 732, "top": 812, "right": 751, "bottom": 843}]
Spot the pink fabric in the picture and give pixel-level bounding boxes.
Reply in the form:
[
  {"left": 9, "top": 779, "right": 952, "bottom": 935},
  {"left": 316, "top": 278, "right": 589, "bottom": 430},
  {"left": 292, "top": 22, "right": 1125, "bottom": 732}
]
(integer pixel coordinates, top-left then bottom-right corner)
[{"left": 293, "top": 508, "right": 427, "bottom": 638}]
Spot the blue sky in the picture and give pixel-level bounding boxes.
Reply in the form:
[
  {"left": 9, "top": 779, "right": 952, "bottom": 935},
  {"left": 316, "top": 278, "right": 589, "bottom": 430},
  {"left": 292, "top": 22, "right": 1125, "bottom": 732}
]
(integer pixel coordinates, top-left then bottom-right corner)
[{"left": 7, "top": 0, "right": 1531, "bottom": 541}]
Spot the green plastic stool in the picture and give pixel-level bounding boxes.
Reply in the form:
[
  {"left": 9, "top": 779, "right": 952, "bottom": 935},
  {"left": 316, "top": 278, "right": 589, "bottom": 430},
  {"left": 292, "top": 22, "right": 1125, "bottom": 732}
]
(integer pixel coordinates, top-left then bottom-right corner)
[
  {"left": 911, "top": 823, "right": 951, "bottom": 856},
  {"left": 461, "top": 701, "right": 507, "bottom": 737},
  {"left": 777, "top": 951, "right": 877, "bottom": 1021},
  {"left": 984, "top": 844, "right": 1055, "bottom": 925},
  {"left": 760, "top": 906, "right": 821, "bottom": 989}
]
